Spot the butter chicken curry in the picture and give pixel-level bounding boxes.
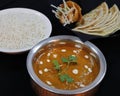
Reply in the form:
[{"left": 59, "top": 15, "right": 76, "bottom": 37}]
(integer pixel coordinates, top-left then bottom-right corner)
[{"left": 33, "top": 40, "right": 100, "bottom": 90}]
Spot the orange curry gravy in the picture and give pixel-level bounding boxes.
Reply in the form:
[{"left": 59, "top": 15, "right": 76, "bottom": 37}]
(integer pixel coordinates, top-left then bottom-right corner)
[{"left": 33, "top": 40, "right": 100, "bottom": 90}]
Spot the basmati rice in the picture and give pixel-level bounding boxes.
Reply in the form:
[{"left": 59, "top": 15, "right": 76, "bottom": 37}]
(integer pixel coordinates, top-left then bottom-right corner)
[{"left": 0, "top": 8, "right": 52, "bottom": 52}]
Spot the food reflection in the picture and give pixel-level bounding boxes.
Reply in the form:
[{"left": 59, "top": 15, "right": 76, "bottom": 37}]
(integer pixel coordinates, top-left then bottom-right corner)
[{"left": 33, "top": 40, "right": 100, "bottom": 90}]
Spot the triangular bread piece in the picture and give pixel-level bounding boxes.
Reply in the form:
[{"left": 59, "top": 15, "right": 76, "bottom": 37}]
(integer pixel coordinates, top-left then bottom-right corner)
[
  {"left": 87, "top": 4, "right": 119, "bottom": 31},
  {"left": 75, "top": 2, "right": 109, "bottom": 29},
  {"left": 72, "top": 3, "right": 120, "bottom": 36}
]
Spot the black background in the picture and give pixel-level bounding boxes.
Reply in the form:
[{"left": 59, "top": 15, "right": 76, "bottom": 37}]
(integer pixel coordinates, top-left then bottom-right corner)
[{"left": 0, "top": 0, "right": 120, "bottom": 96}]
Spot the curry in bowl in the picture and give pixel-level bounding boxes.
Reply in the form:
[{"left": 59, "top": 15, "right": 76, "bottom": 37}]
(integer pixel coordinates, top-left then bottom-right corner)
[
  {"left": 33, "top": 39, "right": 99, "bottom": 90},
  {"left": 27, "top": 35, "right": 106, "bottom": 95}
]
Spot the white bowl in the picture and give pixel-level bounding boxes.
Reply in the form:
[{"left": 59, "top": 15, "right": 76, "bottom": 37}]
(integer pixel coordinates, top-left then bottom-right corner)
[{"left": 0, "top": 8, "right": 52, "bottom": 54}]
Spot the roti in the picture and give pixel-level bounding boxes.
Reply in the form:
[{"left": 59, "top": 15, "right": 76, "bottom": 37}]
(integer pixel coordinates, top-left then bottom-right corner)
[
  {"left": 72, "top": 2, "right": 120, "bottom": 36},
  {"left": 75, "top": 2, "right": 109, "bottom": 29},
  {"left": 87, "top": 4, "right": 119, "bottom": 31}
]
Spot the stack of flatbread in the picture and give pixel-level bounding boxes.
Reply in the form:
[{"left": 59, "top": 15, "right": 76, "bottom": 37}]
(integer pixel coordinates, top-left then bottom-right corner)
[{"left": 72, "top": 2, "right": 120, "bottom": 36}]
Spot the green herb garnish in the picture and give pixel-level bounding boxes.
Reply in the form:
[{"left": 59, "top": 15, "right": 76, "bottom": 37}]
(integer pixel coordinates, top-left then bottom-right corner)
[
  {"left": 69, "top": 55, "right": 77, "bottom": 63},
  {"left": 62, "top": 55, "right": 77, "bottom": 64},
  {"left": 52, "top": 60, "right": 61, "bottom": 71},
  {"left": 52, "top": 55, "right": 77, "bottom": 83},
  {"left": 59, "top": 74, "right": 74, "bottom": 83}
]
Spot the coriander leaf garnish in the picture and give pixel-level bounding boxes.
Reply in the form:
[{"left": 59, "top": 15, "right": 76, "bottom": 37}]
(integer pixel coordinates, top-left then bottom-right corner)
[
  {"left": 68, "top": 55, "right": 77, "bottom": 63},
  {"left": 61, "top": 57, "right": 69, "bottom": 63},
  {"left": 52, "top": 60, "right": 61, "bottom": 71},
  {"left": 52, "top": 55, "right": 77, "bottom": 83},
  {"left": 59, "top": 74, "right": 74, "bottom": 83},
  {"left": 62, "top": 55, "right": 77, "bottom": 64}
]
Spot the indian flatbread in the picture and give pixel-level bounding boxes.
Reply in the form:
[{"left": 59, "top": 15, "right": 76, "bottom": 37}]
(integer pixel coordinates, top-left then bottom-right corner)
[
  {"left": 75, "top": 2, "right": 109, "bottom": 29},
  {"left": 72, "top": 2, "right": 120, "bottom": 36},
  {"left": 87, "top": 4, "right": 119, "bottom": 31}
]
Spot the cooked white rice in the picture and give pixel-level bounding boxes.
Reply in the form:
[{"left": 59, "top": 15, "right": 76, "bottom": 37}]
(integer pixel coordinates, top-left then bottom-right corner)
[{"left": 0, "top": 9, "right": 51, "bottom": 52}]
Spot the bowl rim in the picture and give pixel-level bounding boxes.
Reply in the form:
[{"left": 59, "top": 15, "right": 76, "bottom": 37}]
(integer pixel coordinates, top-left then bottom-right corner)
[
  {"left": 26, "top": 35, "right": 107, "bottom": 95},
  {"left": 0, "top": 8, "right": 52, "bottom": 54}
]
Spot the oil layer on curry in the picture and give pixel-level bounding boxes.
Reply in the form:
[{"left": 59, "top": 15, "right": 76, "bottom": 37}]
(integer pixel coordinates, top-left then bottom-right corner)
[{"left": 33, "top": 40, "right": 100, "bottom": 90}]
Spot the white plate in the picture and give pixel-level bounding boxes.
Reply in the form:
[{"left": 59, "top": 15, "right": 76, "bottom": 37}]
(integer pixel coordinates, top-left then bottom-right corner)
[{"left": 0, "top": 8, "right": 52, "bottom": 54}]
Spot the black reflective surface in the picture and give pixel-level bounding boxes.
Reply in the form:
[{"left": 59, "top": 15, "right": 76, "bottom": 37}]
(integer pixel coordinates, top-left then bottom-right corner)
[{"left": 0, "top": 0, "right": 120, "bottom": 96}]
